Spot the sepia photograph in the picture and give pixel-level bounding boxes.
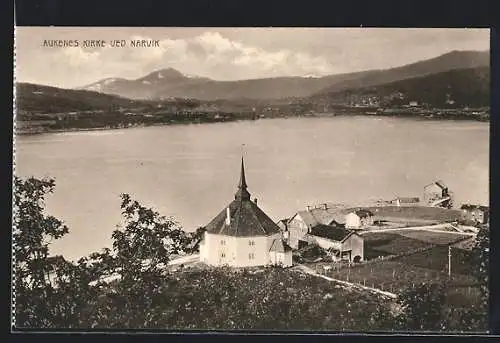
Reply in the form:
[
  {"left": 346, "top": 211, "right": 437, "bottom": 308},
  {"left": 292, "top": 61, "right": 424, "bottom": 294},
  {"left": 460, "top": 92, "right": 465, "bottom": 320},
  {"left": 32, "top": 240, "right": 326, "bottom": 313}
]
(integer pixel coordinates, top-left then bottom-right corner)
[{"left": 13, "top": 27, "right": 490, "bottom": 332}]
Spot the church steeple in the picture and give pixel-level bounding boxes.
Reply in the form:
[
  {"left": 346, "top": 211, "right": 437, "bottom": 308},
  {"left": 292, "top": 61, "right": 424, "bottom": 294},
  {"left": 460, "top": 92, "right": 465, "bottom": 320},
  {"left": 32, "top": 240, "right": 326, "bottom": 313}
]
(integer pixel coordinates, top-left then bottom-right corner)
[{"left": 235, "top": 157, "right": 251, "bottom": 201}]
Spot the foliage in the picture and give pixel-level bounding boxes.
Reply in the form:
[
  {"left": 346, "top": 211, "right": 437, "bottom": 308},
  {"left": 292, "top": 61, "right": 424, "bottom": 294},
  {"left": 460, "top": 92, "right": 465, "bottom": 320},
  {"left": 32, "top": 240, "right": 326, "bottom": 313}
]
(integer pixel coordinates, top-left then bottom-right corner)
[
  {"left": 465, "top": 224, "right": 489, "bottom": 330},
  {"left": 397, "top": 282, "right": 447, "bottom": 331},
  {"left": 368, "top": 226, "right": 489, "bottom": 332},
  {"left": 13, "top": 179, "right": 193, "bottom": 328},
  {"left": 112, "top": 193, "right": 186, "bottom": 280},
  {"left": 13, "top": 176, "right": 95, "bottom": 327},
  {"left": 370, "top": 282, "right": 447, "bottom": 332},
  {"left": 84, "top": 267, "right": 384, "bottom": 330},
  {"left": 12, "top": 176, "right": 488, "bottom": 331}
]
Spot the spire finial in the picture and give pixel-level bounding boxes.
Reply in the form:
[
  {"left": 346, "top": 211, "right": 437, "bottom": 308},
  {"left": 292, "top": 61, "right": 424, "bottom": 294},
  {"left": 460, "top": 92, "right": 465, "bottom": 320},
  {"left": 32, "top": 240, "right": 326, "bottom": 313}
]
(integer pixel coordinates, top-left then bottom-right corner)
[
  {"left": 239, "top": 156, "right": 248, "bottom": 189},
  {"left": 235, "top": 155, "right": 250, "bottom": 200}
]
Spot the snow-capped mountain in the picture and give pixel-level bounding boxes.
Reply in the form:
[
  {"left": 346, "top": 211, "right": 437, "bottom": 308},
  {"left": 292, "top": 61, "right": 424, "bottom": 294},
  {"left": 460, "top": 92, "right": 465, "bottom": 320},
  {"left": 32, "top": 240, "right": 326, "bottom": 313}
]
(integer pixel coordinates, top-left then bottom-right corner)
[
  {"left": 302, "top": 73, "right": 323, "bottom": 79},
  {"left": 78, "top": 51, "right": 489, "bottom": 101},
  {"left": 80, "top": 68, "right": 211, "bottom": 99}
]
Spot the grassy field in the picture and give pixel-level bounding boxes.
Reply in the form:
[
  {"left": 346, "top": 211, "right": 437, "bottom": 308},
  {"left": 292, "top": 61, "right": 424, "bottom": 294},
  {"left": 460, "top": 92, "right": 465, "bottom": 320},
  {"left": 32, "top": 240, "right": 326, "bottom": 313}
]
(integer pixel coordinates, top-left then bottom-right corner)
[
  {"left": 394, "top": 245, "right": 473, "bottom": 275},
  {"left": 324, "top": 256, "right": 479, "bottom": 307},
  {"left": 359, "top": 206, "right": 462, "bottom": 222},
  {"left": 314, "top": 228, "right": 481, "bottom": 307},
  {"left": 390, "top": 230, "right": 471, "bottom": 245},
  {"left": 362, "top": 231, "right": 434, "bottom": 259},
  {"left": 361, "top": 229, "right": 471, "bottom": 260}
]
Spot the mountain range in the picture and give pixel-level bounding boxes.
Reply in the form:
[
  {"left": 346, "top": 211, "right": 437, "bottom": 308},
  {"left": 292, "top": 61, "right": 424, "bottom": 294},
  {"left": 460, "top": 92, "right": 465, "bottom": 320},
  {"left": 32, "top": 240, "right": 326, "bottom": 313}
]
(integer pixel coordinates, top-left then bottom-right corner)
[
  {"left": 80, "top": 50, "right": 489, "bottom": 101},
  {"left": 313, "top": 66, "right": 490, "bottom": 108}
]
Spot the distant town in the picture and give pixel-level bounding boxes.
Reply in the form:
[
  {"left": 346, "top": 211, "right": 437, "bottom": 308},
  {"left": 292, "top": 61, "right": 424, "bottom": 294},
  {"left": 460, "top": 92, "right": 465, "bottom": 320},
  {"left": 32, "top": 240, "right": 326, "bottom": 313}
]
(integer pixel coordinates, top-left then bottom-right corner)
[
  {"left": 15, "top": 49, "right": 490, "bottom": 134},
  {"left": 15, "top": 93, "right": 490, "bottom": 135}
]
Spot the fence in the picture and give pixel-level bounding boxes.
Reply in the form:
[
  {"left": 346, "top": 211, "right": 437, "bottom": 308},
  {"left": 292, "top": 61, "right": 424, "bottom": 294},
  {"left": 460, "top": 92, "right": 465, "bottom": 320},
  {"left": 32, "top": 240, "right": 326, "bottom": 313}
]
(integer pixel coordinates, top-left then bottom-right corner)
[
  {"left": 315, "top": 243, "right": 438, "bottom": 273},
  {"left": 321, "top": 264, "right": 479, "bottom": 296}
]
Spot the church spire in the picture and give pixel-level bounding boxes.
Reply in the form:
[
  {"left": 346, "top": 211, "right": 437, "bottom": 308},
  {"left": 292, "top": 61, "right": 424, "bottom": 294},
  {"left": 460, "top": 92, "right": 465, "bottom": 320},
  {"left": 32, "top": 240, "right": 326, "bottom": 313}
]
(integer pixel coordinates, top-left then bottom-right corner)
[{"left": 235, "top": 157, "right": 251, "bottom": 200}]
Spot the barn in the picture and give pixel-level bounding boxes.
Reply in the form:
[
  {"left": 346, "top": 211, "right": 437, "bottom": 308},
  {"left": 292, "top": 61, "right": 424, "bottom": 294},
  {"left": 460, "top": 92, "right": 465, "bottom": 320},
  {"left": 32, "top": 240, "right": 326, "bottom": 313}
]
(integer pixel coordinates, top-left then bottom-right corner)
[{"left": 306, "top": 224, "right": 364, "bottom": 262}]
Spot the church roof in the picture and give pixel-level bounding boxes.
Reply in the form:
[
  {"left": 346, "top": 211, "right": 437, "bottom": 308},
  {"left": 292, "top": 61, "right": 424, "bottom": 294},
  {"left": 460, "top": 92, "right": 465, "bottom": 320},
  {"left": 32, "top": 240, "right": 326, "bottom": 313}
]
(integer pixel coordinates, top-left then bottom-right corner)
[{"left": 204, "top": 157, "right": 281, "bottom": 237}]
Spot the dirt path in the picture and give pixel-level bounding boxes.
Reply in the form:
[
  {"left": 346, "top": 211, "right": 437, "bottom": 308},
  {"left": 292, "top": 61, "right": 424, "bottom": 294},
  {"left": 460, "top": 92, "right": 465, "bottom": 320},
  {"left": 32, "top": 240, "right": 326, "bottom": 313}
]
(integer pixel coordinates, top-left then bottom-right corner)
[
  {"left": 360, "top": 224, "right": 476, "bottom": 236},
  {"left": 168, "top": 254, "right": 200, "bottom": 266}
]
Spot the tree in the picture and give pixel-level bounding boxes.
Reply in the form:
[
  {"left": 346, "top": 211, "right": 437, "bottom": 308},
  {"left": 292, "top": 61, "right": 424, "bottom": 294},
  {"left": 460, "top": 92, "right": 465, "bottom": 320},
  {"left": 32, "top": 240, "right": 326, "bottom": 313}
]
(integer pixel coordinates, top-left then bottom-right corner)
[
  {"left": 459, "top": 224, "right": 489, "bottom": 331},
  {"left": 470, "top": 224, "right": 489, "bottom": 307},
  {"left": 13, "top": 176, "right": 84, "bottom": 327},
  {"left": 80, "top": 193, "right": 191, "bottom": 328},
  {"left": 184, "top": 226, "right": 206, "bottom": 253},
  {"left": 397, "top": 282, "right": 447, "bottom": 331},
  {"left": 369, "top": 282, "right": 447, "bottom": 332},
  {"left": 111, "top": 193, "right": 187, "bottom": 281}
]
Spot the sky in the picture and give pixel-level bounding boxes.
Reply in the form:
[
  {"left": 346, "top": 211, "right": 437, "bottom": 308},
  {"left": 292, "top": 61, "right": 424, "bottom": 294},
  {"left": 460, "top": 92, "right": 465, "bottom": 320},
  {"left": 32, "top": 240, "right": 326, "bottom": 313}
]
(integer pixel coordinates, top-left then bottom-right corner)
[{"left": 15, "top": 27, "right": 490, "bottom": 89}]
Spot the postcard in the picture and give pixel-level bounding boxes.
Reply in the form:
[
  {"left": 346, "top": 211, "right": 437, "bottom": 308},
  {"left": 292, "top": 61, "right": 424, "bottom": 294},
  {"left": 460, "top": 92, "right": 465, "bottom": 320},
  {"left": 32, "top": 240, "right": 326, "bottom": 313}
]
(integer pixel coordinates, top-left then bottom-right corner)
[{"left": 13, "top": 27, "right": 490, "bottom": 332}]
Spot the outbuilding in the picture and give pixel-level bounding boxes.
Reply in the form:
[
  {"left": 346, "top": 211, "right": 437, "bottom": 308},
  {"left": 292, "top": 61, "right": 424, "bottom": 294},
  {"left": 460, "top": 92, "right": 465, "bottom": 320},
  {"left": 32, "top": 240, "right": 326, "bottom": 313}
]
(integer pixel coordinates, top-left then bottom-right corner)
[
  {"left": 306, "top": 224, "right": 364, "bottom": 262},
  {"left": 345, "top": 209, "right": 374, "bottom": 229}
]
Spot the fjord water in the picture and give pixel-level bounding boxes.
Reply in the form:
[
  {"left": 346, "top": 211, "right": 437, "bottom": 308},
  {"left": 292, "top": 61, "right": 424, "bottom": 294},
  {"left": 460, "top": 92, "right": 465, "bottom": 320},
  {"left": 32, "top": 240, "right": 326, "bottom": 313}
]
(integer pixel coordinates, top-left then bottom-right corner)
[{"left": 15, "top": 116, "right": 489, "bottom": 261}]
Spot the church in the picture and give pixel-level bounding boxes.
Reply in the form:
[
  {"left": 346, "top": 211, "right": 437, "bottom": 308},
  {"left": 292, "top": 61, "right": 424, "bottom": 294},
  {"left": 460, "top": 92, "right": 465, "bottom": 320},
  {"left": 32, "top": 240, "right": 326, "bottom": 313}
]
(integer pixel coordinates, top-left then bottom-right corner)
[{"left": 199, "top": 158, "right": 292, "bottom": 267}]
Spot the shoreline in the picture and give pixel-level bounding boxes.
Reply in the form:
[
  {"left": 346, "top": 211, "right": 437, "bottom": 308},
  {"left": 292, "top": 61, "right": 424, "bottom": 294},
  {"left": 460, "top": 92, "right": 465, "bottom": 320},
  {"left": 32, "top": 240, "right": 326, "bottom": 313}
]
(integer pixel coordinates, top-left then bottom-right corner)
[{"left": 15, "top": 112, "right": 490, "bottom": 136}]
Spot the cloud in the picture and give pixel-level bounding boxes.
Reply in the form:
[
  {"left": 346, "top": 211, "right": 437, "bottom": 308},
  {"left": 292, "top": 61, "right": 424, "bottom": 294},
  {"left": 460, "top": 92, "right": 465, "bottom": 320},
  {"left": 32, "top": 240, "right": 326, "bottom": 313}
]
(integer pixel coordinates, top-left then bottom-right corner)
[
  {"left": 15, "top": 28, "right": 489, "bottom": 88},
  {"left": 62, "top": 47, "right": 100, "bottom": 67},
  {"left": 44, "top": 31, "right": 337, "bottom": 86}
]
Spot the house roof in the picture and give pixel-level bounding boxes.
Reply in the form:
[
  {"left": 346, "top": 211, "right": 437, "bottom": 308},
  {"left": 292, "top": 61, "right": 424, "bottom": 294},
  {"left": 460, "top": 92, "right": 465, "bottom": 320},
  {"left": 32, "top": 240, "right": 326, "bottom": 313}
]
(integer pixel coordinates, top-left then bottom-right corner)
[
  {"left": 435, "top": 180, "right": 448, "bottom": 189},
  {"left": 294, "top": 207, "right": 347, "bottom": 227},
  {"left": 460, "top": 204, "right": 489, "bottom": 212},
  {"left": 204, "top": 158, "right": 281, "bottom": 237},
  {"left": 276, "top": 219, "right": 289, "bottom": 231},
  {"left": 425, "top": 180, "right": 448, "bottom": 190},
  {"left": 308, "top": 224, "right": 356, "bottom": 242},
  {"left": 269, "top": 238, "right": 292, "bottom": 253},
  {"left": 351, "top": 209, "right": 374, "bottom": 218},
  {"left": 394, "top": 197, "right": 420, "bottom": 203}
]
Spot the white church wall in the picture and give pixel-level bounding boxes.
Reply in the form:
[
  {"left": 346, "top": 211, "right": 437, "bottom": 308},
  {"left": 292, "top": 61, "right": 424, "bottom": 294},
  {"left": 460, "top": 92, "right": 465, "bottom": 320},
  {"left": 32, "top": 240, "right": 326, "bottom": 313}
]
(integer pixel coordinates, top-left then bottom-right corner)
[{"left": 202, "top": 232, "right": 282, "bottom": 267}]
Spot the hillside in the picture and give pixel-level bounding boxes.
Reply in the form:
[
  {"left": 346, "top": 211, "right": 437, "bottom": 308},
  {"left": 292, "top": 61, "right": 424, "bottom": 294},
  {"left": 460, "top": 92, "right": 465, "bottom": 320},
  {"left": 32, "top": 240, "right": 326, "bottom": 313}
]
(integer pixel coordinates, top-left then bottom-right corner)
[
  {"left": 16, "top": 83, "right": 148, "bottom": 113},
  {"left": 79, "top": 50, "right": 489, "bottom": 101},
  {"left": 314, "top": 50, "right": 489, "bottom": 96},
  {"left": 82, "top": 69, "right": 340, "bottom": 101},
  {"left": 312, "top": 66, "right": 490, "bottom": 108}
]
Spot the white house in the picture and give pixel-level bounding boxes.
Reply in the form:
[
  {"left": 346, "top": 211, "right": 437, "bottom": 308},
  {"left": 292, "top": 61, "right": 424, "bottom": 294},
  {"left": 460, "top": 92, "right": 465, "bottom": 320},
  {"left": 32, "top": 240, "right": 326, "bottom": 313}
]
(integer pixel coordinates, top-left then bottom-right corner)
[
  {"left": 423, "top": 180, "right": 450, "bottom": 205},
  {"left": 391, "top": 197, "right": 420, "bottom": 207},
  {"left": 269, "top": 238, "right": 293, "bottom": 266},
  {"left": 199, "top": 158, "right": 292, "bottom": 267},
  {"left": 460, "top": 204, "right": 489, "bottom": 225},
  {"left": 345, "top": 209, "right": 374, "bottom": 229}
]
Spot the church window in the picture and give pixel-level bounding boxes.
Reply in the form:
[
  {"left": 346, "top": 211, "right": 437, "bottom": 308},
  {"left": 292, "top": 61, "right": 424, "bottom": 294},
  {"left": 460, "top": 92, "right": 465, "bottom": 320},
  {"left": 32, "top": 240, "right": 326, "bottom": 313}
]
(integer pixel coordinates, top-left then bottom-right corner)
[
  {"left": 221, "top": 252, "right": 226, "bottom": 258},
  {"left": 249, "top": 253, "right": 255, "bottom": 260},
  {"left": 248, "top": 240, "right": 255, "bottom": 246},
  {"left": 221, "top": 240, "right": 226, "bottom": 245}
]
